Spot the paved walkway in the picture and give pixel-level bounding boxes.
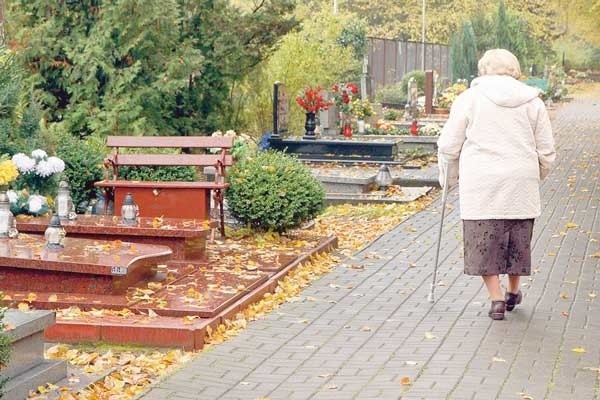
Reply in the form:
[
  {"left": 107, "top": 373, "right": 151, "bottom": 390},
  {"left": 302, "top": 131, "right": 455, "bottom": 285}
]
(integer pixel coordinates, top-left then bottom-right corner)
[{"left": 141, "top": 90, "right": 600, "bottom": 400}]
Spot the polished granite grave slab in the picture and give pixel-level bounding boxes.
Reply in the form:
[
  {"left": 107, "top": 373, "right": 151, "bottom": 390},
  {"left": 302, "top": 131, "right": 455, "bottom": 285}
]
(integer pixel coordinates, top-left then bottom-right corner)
[
  {"left": 269, "top": 137, "right": 400, "bottom": 162},
  {"left": 16, "top": 215, "right": 214, "bottom": 261},
  {"left": 0, "top": 234, "right": 171, "bottom": 294}
]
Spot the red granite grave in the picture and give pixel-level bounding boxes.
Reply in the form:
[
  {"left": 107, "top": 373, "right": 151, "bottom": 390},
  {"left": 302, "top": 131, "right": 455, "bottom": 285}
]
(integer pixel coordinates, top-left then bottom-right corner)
[
  {"left": 2, "top": 232, "right": 338, "bottom": 350},
  {"left": 15, "top": 215, "right": 214, "bottom": 262},
  {"left": 0, "top": 235, "right": 171, "bottom": 294}
]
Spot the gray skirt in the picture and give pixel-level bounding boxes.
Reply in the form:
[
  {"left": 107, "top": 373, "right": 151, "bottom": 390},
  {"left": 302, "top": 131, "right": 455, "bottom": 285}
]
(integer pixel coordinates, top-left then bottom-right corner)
[{"left": 463, "top": 219, "right": 534, "bottom": 276}]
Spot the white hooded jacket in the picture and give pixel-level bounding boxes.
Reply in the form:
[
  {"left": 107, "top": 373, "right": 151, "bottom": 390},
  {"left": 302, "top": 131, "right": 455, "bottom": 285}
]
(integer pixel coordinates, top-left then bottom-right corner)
[{"left": 437, "top": 75, "right": 556, "bottom": 220}]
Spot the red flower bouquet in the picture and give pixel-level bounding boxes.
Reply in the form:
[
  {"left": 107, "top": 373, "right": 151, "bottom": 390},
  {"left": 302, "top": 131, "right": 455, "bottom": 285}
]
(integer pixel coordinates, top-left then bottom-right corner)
[
  {"left": 331, "top": 82, "right": 359, "bottom": 113},
  {"left": 295, "top": 86, "right": 332, "bottom": 113}
]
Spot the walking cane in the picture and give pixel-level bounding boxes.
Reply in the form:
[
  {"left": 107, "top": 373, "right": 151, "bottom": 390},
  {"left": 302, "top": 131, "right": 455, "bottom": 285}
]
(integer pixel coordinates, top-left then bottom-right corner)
[{"left": 428, "top": 162, "right": 451, "bottom": 303}]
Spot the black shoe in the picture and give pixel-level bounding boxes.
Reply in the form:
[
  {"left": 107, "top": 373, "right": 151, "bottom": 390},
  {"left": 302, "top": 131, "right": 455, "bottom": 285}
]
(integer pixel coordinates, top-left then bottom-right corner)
[
  {"left": 505, "top": 290, "right": 523, "bottom": 312},
  {"left": 488, "top": 300, "right": 506, "bottom": 320}
]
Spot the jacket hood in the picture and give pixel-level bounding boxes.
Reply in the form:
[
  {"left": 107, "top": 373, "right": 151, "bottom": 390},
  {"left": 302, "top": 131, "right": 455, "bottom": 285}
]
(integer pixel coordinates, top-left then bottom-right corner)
[{"left": 470, "top": 75, "right": 540, "bottom": 108}]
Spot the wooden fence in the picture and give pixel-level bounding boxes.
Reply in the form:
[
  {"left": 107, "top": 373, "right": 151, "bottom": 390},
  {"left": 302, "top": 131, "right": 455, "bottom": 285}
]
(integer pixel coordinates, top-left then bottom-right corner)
[{"left": 368, "top": 37, "right": 451, "bottom": 95}]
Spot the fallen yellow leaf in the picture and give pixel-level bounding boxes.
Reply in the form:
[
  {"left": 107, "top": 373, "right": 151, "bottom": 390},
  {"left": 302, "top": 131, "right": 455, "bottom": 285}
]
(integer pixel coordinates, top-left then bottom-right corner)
[
  {"left": 2, "top": 323, "right": 15, "bottom": 331},
  {"left": 565, "top": 222, "right": 579, "bottom": 229},
  {"left": 183, "top": 315, "right": 199, "bottom": 325},
  {"left": 400, "top": 376, "right": 411, "bottom": 385},
  {"left": 572, "top": 347, "right": 586, "bottom": 353},
  {"left": 560, "top": 293, "right": 569, "bottom": 299},
  {"left": 424, "top": 331, "right": 437, "bottom": 340}
]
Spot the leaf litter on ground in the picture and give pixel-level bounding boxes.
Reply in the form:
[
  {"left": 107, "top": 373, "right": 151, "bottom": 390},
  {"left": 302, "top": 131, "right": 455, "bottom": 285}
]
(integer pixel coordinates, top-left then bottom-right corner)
[{"left": 29, "top": 199, "right": 432, "bottom": 400}]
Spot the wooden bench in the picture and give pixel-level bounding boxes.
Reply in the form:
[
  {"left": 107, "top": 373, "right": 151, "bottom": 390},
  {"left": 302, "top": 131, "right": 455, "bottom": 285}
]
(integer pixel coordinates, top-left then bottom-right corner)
[{"left": 94, "top": 136, "right": 234, "bottom": 236}]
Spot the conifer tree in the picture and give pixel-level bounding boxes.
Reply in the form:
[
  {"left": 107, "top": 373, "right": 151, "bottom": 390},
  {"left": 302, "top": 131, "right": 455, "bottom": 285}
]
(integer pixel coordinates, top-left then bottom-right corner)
[
  {"left": 451, "top": 21, "right": 478, "bottom": 81},
  {"left": 5, "top": 0, "right": 296, "bottom": 136}
]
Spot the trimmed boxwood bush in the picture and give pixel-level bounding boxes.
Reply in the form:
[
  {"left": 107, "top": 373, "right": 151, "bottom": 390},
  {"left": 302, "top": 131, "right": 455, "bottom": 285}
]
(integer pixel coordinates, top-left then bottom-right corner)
[{"left": 226, "top": 151, "right": 325, "bottom": 232}]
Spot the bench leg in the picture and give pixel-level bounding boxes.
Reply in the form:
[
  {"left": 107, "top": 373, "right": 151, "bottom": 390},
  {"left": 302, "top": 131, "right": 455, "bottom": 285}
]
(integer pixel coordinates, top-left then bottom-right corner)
[
  {"left": 213, "top": 189, "right": 226, "bottom": 237},
  {"left": 219, "top": 196, "right": 225, "bottom": 237}
]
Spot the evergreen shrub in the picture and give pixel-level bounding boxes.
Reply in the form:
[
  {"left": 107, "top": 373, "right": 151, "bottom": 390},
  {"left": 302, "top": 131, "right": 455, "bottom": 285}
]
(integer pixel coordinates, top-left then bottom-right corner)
[
  {"left": 0, "top": 300, "right": 12, "bottom": 394},
  {"left": 377, "top": 83, "right": 406, "bottom": 106},
  {"left": 118, "top": 148, "right": 196, "bottom": 182},
  {"left": 55, "top": 134, "right": 105, "bottom": 212},
  {"left": 226, "top": 151, "right": 325, "bottom": 232}
]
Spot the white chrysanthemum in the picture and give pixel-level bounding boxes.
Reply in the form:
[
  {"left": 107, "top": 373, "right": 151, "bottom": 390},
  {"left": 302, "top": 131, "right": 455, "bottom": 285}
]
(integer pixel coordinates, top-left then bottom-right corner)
[
  {"left": 47, "top": 156, "right": 65, "bottom": 173},
  {"left": 11, "top": 153, "right": 36, "bottom": 173},
  {"left": 224, "top": 130, "right": 237, "bottom": 138},
  {"left": 35, "top": 160, "right": 55, "bottom": 177},
  {"left": 6, "top": 190, "right": 17, "bottom": 203},
  {"left": 31, "top": 149, "right": 48, "bottom": 160},
  {"left": 211, "top": 130, "right": 223, "bottom": 137},
  {"left": 28, "top": 194, "right": 46, "bottom": 213}
]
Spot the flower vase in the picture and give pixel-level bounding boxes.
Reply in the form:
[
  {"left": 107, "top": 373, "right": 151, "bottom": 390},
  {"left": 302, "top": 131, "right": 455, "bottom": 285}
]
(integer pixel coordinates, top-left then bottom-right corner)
[
  {"left": 303, "top": 112, "right": 317, "bottom": 140},
  {"left": 357, "top": 120, "right": 366, "bottom": 134}
]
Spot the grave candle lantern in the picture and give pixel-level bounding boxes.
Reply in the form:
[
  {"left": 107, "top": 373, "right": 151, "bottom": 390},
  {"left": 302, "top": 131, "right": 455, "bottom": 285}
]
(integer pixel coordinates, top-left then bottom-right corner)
[
  {"left": 56, "top": 180, "right": 75, "bottom": 220},
  {"left": 45, "top": 214, "right": 66, "bottom": 248},
  {"left": 375, "top": 164, "right": 393, "bottom": 190},
  {"left": 0, "top": 193, "right": 16, "bottom": 238},
  {"left": 121, "top": 192, "right": 139, "bottom": 224}
]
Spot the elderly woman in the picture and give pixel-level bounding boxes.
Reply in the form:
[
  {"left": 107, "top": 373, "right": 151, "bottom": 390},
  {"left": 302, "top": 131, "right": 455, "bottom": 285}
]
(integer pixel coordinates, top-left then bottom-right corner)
[{"left": 437, "top": 49, "right": 556, "bottom": 320}]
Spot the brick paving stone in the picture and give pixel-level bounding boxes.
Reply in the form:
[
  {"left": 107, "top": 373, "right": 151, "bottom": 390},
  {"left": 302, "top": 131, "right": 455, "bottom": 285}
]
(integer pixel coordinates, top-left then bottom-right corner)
[{"left": 139, "top": 90, "right": 600, "bottom": 399}]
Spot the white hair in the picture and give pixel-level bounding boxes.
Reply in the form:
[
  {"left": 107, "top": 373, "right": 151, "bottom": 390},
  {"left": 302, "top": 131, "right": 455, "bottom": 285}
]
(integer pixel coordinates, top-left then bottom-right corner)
[{"left": 478, "top": 49, "right": 521, "bottom": 78}]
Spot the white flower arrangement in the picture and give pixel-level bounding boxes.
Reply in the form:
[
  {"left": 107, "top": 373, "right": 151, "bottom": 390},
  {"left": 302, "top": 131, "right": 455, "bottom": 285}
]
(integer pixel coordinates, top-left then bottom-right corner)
[
  {"left": 8, "top": 189, "right": 51, "bottom": 217},
  {"left": 31, "top": 149, "right": 48, "bottom": 160},
  {"left": 418, "top": 123, "right": 442, "bottom": 136},
  {"left": 11, "top": 150, "right": 65, "bottom": 177},
  {"left": 6, "top": 190, "right": 18, "bottom": 204},
  {"left": 11, "top": 149, "right": 65, "bottom": 195},
  {"left": 28, "top": 194, "right": 47, "bottom": 213},
  {"left": 11, "top": 153, "right": 36, "bottom": 173}
]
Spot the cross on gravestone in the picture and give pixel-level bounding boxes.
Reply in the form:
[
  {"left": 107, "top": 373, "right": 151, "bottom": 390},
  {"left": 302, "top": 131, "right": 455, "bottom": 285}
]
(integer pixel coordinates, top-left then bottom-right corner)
[{"left": 272, "top": 82, "right": 290, "bottom": 138}]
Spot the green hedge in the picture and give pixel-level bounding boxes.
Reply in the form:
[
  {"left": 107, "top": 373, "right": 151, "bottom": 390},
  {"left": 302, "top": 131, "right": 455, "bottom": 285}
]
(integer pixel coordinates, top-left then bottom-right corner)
[{"left": 226, "top": 151, "right": 325, "bottom": 232}]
